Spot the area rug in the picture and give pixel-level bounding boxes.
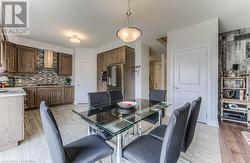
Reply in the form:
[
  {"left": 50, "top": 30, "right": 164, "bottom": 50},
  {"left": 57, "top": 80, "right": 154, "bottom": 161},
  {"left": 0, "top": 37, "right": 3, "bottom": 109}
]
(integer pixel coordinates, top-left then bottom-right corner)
[{"left": 241, "top": 131, "right": 250, "bottom": 146}]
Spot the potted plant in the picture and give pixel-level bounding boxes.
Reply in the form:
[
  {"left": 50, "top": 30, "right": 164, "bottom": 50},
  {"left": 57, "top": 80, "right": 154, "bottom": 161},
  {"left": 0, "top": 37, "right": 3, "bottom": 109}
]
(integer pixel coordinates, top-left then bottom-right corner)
[{"left": 65, "top": 77, "right": 72, "bottom": 85}]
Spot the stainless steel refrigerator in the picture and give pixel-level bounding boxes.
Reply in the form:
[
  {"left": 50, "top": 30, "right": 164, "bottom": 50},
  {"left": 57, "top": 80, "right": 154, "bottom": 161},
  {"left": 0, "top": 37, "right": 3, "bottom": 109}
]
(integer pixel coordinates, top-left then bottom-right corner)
[{"left": 107, "top": 63, "right": 125, "bottom": 96}]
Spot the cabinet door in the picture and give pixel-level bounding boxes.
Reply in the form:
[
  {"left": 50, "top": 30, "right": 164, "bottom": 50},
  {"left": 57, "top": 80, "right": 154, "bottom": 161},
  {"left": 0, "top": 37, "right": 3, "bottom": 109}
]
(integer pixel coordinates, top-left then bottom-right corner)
[
  {"left": 36, "top": 88, "right": 51, "bottom": 107},
  {"left": 104, "top": 51, "right": 115, "bottom": 66},
  {"left": 64, "top": 86, "right": 74, "bottom": 103},
  {"left": 23, "top": 87, "right": 36, "bottom": 110},
  {"left": 97, "top": 54, "right": 104, "bottom": 91},
  {"left": 4, "top": 41, "right": 17, "bottom": 73},
  {"left": 0, "top": 96, "right": 24, "bottom": 147},
  {"left": 50, "top": 87, "right": 63, "bottom": 105},
  {"left": 58, "top": 53, "right": 72, "bottom": 76},
  {"left": 116, "top": 47, "right": 125, "bottom": 63},
  {"left": 17, "top": 46, "right": 37, "bottom": 73}
]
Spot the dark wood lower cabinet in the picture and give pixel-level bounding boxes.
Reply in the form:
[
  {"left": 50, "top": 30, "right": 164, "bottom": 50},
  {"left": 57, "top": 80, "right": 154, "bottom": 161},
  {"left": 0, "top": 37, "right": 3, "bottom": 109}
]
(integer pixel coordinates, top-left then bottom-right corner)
[
  {"left": 36, "top": 87, "right": 51, "bottom": 107},
  {"left": 24, "top": 86, "right": 74, "bottom": 110},
  {"left": 63, "top": 86, "right": 74, "bottom": 104},
  {"left": 23, "top": 87, "right": 36, "bottom": 110},
  {"left": 50, "top": 87, "right": 63, "bottom": 105}
]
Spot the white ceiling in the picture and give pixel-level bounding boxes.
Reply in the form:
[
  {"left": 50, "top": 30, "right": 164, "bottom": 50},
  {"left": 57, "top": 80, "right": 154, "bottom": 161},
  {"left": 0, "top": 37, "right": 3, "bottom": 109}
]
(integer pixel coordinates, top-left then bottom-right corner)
[{"left": 19, "top": 0, "right": 250, "bottom": 54}]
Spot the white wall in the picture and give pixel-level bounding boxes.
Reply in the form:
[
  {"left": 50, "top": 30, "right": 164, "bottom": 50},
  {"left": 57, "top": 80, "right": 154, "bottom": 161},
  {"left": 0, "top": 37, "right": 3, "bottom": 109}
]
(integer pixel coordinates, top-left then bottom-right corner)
[
  {"left": 135, "top": 40, "right": 150, "bottom": 99},
  {"left": 7, "top": 36, "right": 74, "bottom": 54},
  {"left": 74, "top": 48, "right": 96, "bottom": 104},
  {"left": 167, "top": 18, "right": 219, "bottom": 127},
  {"left": 96, "top": 40, "right": 135, "bottom": 53}
]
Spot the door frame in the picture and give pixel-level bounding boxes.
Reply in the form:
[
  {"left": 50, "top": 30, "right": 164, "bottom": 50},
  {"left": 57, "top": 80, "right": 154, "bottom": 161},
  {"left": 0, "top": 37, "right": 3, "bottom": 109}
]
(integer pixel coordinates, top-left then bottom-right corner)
[
  {"left": 167, "top": 44, "right": 218, "bottom": 126},
  {"left": 173, "top": 47, "right": 208, "bottom": 123}
]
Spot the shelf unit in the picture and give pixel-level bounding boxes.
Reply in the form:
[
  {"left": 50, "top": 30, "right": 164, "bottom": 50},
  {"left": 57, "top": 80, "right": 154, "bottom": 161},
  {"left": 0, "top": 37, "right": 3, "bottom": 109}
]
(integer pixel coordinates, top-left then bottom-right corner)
[{"left": 220, "top": 76, "right": 249, "bottom": 125}]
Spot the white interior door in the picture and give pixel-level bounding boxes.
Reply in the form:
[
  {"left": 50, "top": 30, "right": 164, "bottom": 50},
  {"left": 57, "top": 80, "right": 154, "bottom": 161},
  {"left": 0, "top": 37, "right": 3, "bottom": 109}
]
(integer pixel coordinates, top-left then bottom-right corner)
[
  {"left": 174, "top": 47, "right": 207, "bottom": 123},
  {"left": 75, "top": 62, "right": 94, "bottom": 103}
]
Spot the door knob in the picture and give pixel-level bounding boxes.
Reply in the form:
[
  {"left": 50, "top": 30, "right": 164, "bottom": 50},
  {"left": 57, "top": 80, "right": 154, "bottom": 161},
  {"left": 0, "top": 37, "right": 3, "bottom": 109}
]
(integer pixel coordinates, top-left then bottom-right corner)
[{"left": 174, "top": 87, "right": 180, "bottom": 89}]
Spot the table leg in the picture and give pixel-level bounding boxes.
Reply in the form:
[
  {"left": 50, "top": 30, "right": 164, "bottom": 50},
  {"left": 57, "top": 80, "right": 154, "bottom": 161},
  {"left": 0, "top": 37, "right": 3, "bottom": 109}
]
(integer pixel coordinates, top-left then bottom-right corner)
[
  {"left": 158, "top": 110, "right": 162, "bottom": 125},
  {"left": 116, "top": 134, "right": 123, "bottom": 163},
  {"left": 139, "top": 121, "right": 142, "bottom": 136}
]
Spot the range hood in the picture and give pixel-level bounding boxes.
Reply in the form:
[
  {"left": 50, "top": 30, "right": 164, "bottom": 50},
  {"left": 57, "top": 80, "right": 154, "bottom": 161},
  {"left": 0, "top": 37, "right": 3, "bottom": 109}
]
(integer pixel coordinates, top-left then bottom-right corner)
[{"left": 44, "top": 50, "right": 54, "bottom": 68}]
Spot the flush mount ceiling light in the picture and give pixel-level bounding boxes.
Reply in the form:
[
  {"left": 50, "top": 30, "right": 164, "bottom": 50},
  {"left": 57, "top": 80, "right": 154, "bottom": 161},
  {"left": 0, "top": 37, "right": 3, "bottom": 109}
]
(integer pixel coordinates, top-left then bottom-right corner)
[
  {"left": 69, "top": 35, "right": 81, "bottom": 44},
  {"left": 117, "top": 0, "right": 142, "bottom": 43}
]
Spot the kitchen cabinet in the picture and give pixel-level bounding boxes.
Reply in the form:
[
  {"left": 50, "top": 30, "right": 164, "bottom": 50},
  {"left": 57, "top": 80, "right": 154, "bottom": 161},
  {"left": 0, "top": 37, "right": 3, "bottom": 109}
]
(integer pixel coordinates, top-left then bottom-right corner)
[
  {"left": 17, "top": 46, "right": 37, "bottom": 73},
  {"left": 24, "top": 86, "right": 74, "bottom": 109},
  {"left": 23, "top": 87, "right": 36, "bottom": 110},
  {"left": 116, "top": 47, "right": 125, "bottom": 63},
  {"left": 0, "top": 92, "right": 25, "bottom": 151},
  {"left": 50, "top": 87, "right": 63, "bottom": 105},
  {"left": 36, "top": 87, "right": 51, "bottom": 107},
  {"left": 104, "top": 51, "right": 115, "bottom": 67},
  {"left": 97, "top": 54, "right": 105, "bottom": 91},
  {"left": 63, "top": 86, "right": 74, "bottom": 104},
  {"left": 96, "top": 46, "right": 135, "bottom": 99},
  {"left": 58, "top": 53, "right": 72, "bottom": 76},
  {"left": 4, "top": 41, "right": 17, "bottom": 73}
]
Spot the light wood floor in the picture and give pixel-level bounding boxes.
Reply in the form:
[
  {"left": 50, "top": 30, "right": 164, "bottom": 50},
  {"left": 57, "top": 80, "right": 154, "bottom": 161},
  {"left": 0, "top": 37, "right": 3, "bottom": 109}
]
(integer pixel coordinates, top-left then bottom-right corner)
[{"left": 0, "top": 104, "right": 221, "bottom": 163}]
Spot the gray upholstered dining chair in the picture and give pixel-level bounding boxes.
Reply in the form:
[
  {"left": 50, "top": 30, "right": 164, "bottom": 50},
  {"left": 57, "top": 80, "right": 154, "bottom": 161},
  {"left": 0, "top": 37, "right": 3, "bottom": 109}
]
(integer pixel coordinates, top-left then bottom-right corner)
[
  {"left": 123, "top": 102, "right": 190, "bottom": 163},
  {"left": 143, "top": 89, "right": 167, "bottom": 126},
  {"left": 40, "top": 101, "right": 113, "bottom": 163},
  {"left": 88, "top": 91, "right": 110, "bottom": 107},
  {"left": 87, "top": 91, "right": 113, "bottom": 140},
  {"left": 148, "top": 97, "right": 202, "bottom": 153},
  {"left": 108, "top": 89, "right": 123, "bottom": 105}
]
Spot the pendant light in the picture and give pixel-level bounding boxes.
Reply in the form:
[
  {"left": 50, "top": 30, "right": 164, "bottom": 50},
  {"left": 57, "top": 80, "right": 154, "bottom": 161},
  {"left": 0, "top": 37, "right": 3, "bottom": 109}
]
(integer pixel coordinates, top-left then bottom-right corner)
[{"left": 117, "top": 0, "right": 142, "bottom": 43}]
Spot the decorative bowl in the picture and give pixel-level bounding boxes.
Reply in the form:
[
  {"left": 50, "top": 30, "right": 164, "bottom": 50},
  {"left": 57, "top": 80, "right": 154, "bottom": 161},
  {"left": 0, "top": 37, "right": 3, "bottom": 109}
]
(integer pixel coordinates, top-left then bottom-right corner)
[{"left": 117, "top": 101, "right": 137, "bottom": 109}]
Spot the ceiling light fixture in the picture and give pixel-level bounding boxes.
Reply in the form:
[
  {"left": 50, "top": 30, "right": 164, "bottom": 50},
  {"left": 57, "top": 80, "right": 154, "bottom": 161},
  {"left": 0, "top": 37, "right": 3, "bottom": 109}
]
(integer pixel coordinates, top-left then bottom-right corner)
[
  {"left": 69, "top": 35, "right": 81, "bottom": 44},
  {"left": 117, "top": 0, "right": 142, "bottom": 43}
]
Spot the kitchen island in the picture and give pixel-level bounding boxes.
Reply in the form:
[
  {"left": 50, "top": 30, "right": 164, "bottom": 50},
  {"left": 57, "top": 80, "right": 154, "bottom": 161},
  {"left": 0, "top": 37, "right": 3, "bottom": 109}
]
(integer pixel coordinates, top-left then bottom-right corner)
[{"left": 0, "top": 87, "right": 26, "bottom": 151}]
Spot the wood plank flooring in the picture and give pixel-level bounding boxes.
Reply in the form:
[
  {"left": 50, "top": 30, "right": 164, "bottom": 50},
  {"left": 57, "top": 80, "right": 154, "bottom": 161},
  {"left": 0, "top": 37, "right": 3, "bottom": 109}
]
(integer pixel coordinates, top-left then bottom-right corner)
[
  {"left": 219, "top": 121, "right": 250, "bottom": 163},
  {"left": 0, "top": 104, "right": 222, "bottom": 163}
]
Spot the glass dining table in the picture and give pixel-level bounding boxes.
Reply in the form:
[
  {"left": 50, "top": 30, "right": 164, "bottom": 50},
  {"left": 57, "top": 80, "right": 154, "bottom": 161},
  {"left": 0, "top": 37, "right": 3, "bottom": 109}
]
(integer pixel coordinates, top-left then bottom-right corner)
[{"left": 72, "top": 98, "right": 170, "bottom": 163}]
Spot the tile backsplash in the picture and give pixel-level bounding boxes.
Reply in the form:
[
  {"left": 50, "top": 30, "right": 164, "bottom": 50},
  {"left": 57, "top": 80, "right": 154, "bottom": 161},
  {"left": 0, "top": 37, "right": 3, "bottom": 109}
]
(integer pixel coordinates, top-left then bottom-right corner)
[{"left": 3, "top": 49, "right": 70, "bottom": 86}]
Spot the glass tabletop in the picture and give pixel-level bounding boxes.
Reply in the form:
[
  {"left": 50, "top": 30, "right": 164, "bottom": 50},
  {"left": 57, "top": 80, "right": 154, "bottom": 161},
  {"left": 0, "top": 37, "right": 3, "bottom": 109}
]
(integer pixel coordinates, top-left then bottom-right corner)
[{"left": 73, "top": 98, "right": 170, "bottom": 137}]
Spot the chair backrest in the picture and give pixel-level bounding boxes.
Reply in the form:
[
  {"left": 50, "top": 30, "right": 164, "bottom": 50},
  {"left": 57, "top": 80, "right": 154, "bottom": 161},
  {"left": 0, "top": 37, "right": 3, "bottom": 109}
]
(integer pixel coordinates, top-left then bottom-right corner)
[
  {"left": 149, "top": 90, "right": 166, "bottom": 102},
  {"left": 88, "top": 91, "right": 110, "bottom": 107},
  {"left": 182, "top": 97, "right": 202, "bottom": 152},
  {"left": 160, "top": 102, "right": 190, "bottom": 163},
  {"left": 40, "top": 101, "right": 65, "bottom": 163},
  {"left": 108, "top": 89, "right": 123, "bottom": 104}
]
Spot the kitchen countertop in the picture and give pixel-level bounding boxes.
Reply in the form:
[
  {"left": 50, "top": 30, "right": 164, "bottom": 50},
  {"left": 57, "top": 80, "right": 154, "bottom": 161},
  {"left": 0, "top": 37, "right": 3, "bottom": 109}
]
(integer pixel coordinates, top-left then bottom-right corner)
[
  {"left": 0, "top": 87, "right": 26, "bottom": 97},
  {"left": 16, "top": 85, "right": 74, "bottom": 88}
]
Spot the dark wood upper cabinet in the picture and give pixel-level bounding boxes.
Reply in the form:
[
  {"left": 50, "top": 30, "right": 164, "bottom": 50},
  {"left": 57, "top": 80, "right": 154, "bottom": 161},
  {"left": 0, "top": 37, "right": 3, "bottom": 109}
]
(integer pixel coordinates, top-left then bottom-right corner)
[
  {"left": 17, "top": 46, "right": 37, "bottom": 73},
  {"left": 58, "top": 53, "right": 72, "bottom": 76},
  {"left": 4, "top": 41, "right": 17, "bottom": 73},
  {"left": 116, "top": 47, "right": 125, "bottom": 63}
]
